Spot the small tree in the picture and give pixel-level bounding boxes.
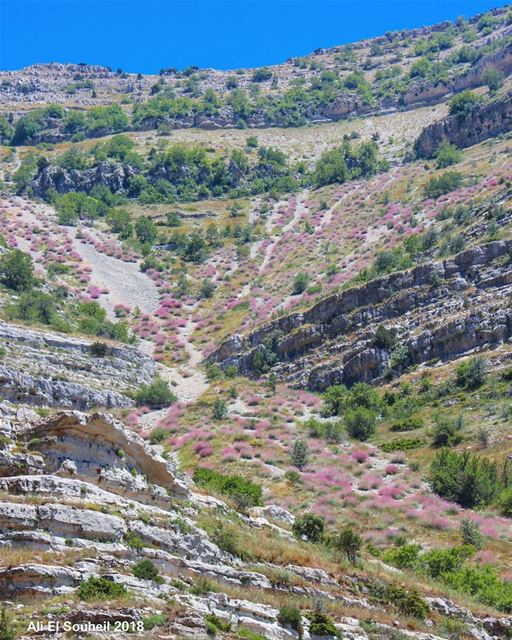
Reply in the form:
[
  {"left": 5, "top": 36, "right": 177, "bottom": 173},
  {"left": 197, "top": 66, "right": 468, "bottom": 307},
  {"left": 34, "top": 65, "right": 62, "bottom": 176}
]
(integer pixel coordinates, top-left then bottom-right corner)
[
  {"left": 135, "top": 376, "right": 177, "bottom": 408},
  {"left": 277, "top": 605, "right": 302, "bottom": 633},
  {"left": 199, "top": 278, "right": 216, "bottom": 299},
  {"left": 133, "top": 559, "right": 164, "bottom": 583},
  {"left": 345, "top": 407, "right": 377, "bottom": 441},
  {"left": 0, "top": 607, "right": 15, "bottom": 640},
  {"left": 449, "top": 91, "right": 482, "bottom": 117},
  {"left": 292, "top": 513, "right": 325, "bottom": 543},
  {"left": 333, "top": 527, "right": 362, "bottom": 564},
  {"left": 292, "top": 272, "right": 310, "bottom": 295},
  {"left": 459, "top": 517, "right": 483, "bottom": 549},
  {"left": 499, "top": 487, "right": 512, "bottom": 517},
  {"left": 0, "top": 249, "right": 34, "bottom": 291},
  {"left": 436, "top": 141, "right": 461, "bottom": 168},
  {"left": 455, "top": 356, "right": 487, "bottom": 389},
  {"left": 484, "top": 68, "right": 503, "bottom": 92},
  {"left": 135, "top": 216, "right": 157, "bottom": 244},
  {"left": 212, "top": 397, "right": 227, "bottom": 421},
  {"left": 291, "top": 439, "right": 310, "bottom": 470}
]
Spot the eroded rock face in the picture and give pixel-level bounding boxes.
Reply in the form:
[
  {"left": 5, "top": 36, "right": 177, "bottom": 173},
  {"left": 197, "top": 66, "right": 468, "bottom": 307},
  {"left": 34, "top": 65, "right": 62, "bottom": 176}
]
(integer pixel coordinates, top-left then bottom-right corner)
[
  {"left": 415, "top": 91, "right": 512, "bottom": 158},
  {"left": 0, "top": 321, "right": 154, "bottom": 410},
  {"left": 30, "top": 161, "right": 137, "bottom": 198},
  {"left": 28, "top": 411, "right": 189, "bottom": 495},
  {"left": 208, "top": 240, "right": 512, "bottom": 390}
]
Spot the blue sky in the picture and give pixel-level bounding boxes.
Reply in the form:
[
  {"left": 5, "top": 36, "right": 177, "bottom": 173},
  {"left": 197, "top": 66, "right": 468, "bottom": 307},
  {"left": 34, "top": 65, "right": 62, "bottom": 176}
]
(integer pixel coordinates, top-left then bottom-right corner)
[{"left": 1, "top": 1, "right": 510, "bottom": 74}]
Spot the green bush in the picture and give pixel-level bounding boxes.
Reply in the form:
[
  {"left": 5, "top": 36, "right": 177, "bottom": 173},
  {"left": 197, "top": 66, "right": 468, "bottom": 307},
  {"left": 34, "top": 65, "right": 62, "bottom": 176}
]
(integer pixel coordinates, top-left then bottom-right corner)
[
  {"left": 292, "top": 272, "right": 310, "bottom": 294},
  {"left": 345, "top": 407, "right": 377, "bottom": 441},
  {"left": 307, "top": 610, "right": 338, "bottom": 636},
  {"left": 314, "top": 140, "right": 382, "bottom": 187},
  {"left": 143, "top": 614, "right": 166, "bottom": 630},
  {"left": 389, "top": 416, "right": 423, "bottom": 432},
  {"left": 0, "top": 249, "right": 34, "bottom": 291},
  {"left": 212, "top": 397, "right": 227, "bottom": 420},
  {"left": 449, "top": 91, "right": 482, "bottom": 116},
  {"left": 430, "top": 449, "right": 503, "bottom": 508},
  {"left": 0, "top": 607, "right": 15, "bottom": 640},
  {"left": 133, "top": 559, "right": 164, "bottom": 583},
  {"left": 150, "top": 427, "right": 167, "bottom": 445},
  {"left": 277, "top": 605, "right": 302, "bottom": 632},
  {"left": 424, "top": 171, "right": 462, "bottom": 199},
  {"left": 431, "top": 414, "right": 464, "bottom": 447},
  {"left": 333, "top": 527, "right": 362, "bottom": 564},
  {"left": 205, "top": 614, "right": 231, "bottom": 633},
  {"left": 455, "top": 356, "right": 487, "bottom": 389},
  {"left": 499, "top": 487, "right": 512, "bottom": 517},
  {"left": 135, "top": 376, "right": 177, "bottom": 408},
  {"left": 382, "top": 544, "right": 421, "bottom": 569},
  {"left": 436, "top": 141, "right": 461, "bottom": 168},
  {"left": 380, "top": 438, "right": 424, "bottom": 452},
  {"left": 77, "top": 576, "right": 127, "bottom": 601},
  {"left": 291, "top": 439, "right": 310, "bottom": 470},
  {"left": 459, "top": 518, "right": 483, "bottom": 549},
  {"left": 193, "top": 467, "right": 263, "bottom": 506},
  {"left": 292, "top": 513, "right": 325, "bottom": 543}
]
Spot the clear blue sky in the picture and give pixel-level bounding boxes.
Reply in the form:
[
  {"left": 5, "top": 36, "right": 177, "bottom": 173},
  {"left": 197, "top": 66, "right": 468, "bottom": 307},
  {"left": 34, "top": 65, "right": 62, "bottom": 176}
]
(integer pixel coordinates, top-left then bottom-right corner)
[{"left": 1, "top": 1, "right": 510, "bottom": 74}]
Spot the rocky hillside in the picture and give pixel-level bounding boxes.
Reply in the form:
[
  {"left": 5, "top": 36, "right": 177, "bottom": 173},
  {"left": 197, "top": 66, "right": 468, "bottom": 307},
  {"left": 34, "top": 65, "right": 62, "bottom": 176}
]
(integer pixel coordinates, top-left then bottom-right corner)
[{"left": 2, "top": 5, "right": 512, "bottom": 640}]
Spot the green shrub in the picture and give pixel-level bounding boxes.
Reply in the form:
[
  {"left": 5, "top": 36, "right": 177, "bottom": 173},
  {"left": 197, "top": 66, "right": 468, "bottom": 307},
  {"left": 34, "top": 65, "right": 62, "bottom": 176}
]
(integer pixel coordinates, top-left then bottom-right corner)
[
  {"left": 237, "top": 630, "right": 267, "bottom": 640},
  {"left": 0, "top": 249, "right": 34, "bottom": 291},
  {"left": 430, "top": 449, "right": 503, "bottom": 508},
  {"left": 277, "top": 605, "right": 302, "bottom": 632},
  {"left": 143, "top": 613, "right": 166, "bottom": 630},
  {"left": 205, "top": 613, "right": 231, "bottom": 633},
  {"left": 421, "top": 546, "right": 472, "bottom": 578},
  {"left": 382, "top": 544, "right": 421, "bottom": 569},
  {"left": 449, "top": 91, "right": 482, "bottom": 117},
  {"left": 292, "top": 513, "right": 325, "bottom": 543},
  {"left": 135, "top": 376, "right": 177, "bottom": 408},
  {"left": 380, "top": 438, "right": 426, "bottom": 453},
  {"left": 123, "top": 532, "right": 144, "bottom": 549},
  {"left": 150, "top": 427, "right": 167, "bottom": 445},
  {"left": 307, "top": 610, "right": 338, "bottom": 636},
  {"left": 333, "top": 527, "right": 362, "bottom": 564},
  {"left": 212, "top": 397, "right": 228, "bottom": 420},
  {"left": 455, "top": 356, "right": 487, "bottom": 389},
  {"left": 193, "top": 467, "right": 263, "bottom": 506},
  {"left": 459, "top": 518, "right": 483, "bottom": 549},
  {"left": 77, "top": 577, "right": 127, "bottom": 601},
  {"left": 499, "top": 487, "right": 512, "bottom": 517},
  {"left": 345, "top": 407, "right": 376, "bottom": 441},
  {"left": 90, "top": 341, "right": 108, "bottom": 357},
  {"left": 0, "top": 607, "right": 15, "bottom": 640},
  {"left": 431, "top": 414, "right": 464, "bottom": 447},
  {"left": 442, "top": 564, "right": 512, "bottom": 612},
  {"left": 291, "top": 439, "right": 310, "bottom": 470},
  {"left": 389, "top": 586, "right": 429, "bottom": 619},
  {"left": 389, "top": 416, "right": 423, "bottom": 432},
  {"left": 133, "top": 559, "right": 164, "bottom": 583},
  {"left": 424, "top": 171, "right": 462, "bottom": 199},
  {"left": 292, "top": 272, "right": 310, "bottom": 295},
  {"left": 436, "top": 141, "right": 461, "bottom": 168}
]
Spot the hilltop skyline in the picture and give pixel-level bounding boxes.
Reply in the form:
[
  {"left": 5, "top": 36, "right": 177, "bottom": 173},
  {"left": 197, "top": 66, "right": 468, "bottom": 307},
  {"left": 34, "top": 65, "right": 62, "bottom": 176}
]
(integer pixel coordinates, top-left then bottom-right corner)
[{"left": 1, "top": 0, "right": 510, "bottom": 73}]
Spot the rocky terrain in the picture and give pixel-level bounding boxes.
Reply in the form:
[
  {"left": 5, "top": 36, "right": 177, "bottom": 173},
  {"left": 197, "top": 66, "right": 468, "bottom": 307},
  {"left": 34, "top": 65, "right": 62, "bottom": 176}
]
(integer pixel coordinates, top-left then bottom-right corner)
[{"left": 2, "top": 6, "right": 512, "bottom": 640}]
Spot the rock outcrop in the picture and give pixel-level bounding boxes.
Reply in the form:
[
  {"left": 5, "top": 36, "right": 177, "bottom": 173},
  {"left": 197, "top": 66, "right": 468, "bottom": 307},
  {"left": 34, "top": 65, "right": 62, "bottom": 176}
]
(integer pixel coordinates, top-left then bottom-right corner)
[
  {"left": 208, "top": 240, "right": 512, "bottom": 390},
  {"left": 0, "top": 321, "right": 153, "bottom": 409},
  {"left": 30, "top": 161, "right": 137, "bottom": 198},
  {"left": 415, "top": 91, "right": 512, "bottom": 158}
]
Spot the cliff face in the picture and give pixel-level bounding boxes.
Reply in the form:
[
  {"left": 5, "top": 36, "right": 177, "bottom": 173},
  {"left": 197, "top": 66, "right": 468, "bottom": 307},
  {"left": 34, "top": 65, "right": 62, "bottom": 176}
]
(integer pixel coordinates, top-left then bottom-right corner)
[
  {"left": 415, "top": 91, "right": 512, "bottom": 158},
  {"left": 30, "top": 161, "right": 137, "bottom": 198},
  {"left": 207, "top": 240, "right": 512, "bottom": 390}
]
